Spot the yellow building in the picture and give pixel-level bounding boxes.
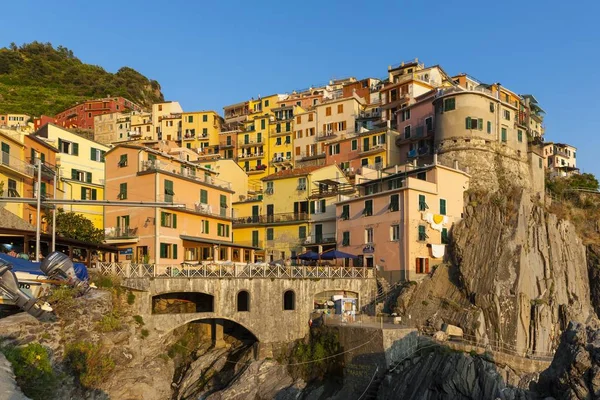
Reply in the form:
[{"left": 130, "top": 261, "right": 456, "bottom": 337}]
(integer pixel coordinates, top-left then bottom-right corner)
[
  {"left": 34, "top": 124, "right": 108, "bottom": 229},
  {"left": 0, "top": 128, "right": 30, "bottom": 219},
  {"left": 232, "top": 164, "right": 347, "bottom": 261},
  {"left": 268, "top": 104, "right": 294, "bottom": 173},
  {"left": 158, "top": 113, "right": 182, "bottom": 142},
  {"left": 181, "top": 111, "right": 222, "bottom": 152}
]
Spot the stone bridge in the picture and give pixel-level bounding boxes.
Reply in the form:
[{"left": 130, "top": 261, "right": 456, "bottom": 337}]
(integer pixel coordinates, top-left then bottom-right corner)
[{"left": 98, "top": 263, "right": 377, "bottom": 349}]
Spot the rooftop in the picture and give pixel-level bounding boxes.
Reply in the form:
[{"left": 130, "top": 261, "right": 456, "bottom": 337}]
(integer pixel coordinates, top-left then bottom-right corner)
[{"left": 262, "top": 166, "right": 321, "bottom": 181}]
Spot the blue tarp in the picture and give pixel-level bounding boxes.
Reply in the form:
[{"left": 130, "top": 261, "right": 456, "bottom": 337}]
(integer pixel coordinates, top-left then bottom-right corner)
[{"left": 0, "top": 253, "right": 89, "bottom": 281}]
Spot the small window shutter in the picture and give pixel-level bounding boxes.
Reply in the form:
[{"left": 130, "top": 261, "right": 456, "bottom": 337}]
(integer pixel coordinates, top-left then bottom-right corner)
[
  {"left": 440, "top": 199, "right": 446, "bottom": 215},
  {"left": 310, "top": 201, "right": 316, "bottom": 214},
  {"left": 425, "top": 258, "right": 430, "bottom": 273},
  {"left": 415, "top": 258, "right": 419, "bottom": 273},
  {"left": 226, "top": 225, "right": 230, "bottom": 237},
  {"left": 173, "top": 214, "right": 177, "bottom": 229},
  {"left": 86, "top": 172, "right": 92, "bottom": 183},
  {"left": 58, "top": 138, "right": 62, "bottom": 150},
  {"left": 172, "top": 244, "right": 178, "bottom": 259},
  {"left": 320, "top": 199, "right": 326, "bottom": 212},
  {"left": 161, "top": 212, "right": 166, "bottom": 226},
  {"left": 72, "top": 142, "right": 79, "bottom": 156},
  {"left": 91, "top": 147, "right": 96, "bottom": 161},
  {"left": 201, "top": 189, "right": 208, "bottom": 204},
  {"left": 477, "top": 119, "right": 483, "bottom": 130},
  {"left": 91, "top": 189, "right": 97, "bottom": 200},
  {"left": 81, "top": 187, "right": 86, "bottom": 200},
  {"left": 30, "top": 148, "right": 35, "bottom": 164},
  {"left": 71, "top": 169, "right": 78, "bottom": 180},
  {"left": 101, "top": 151, "right": 106, "bottom": 162},
  {"left": 465, "top": 117, "right": 471, "bottom": 129},
  {"left": 40, "top": 153, "right": 45, "bottom": 163},
  {"left": 117, "top": 216, "right": 121, "bottom": 228}
]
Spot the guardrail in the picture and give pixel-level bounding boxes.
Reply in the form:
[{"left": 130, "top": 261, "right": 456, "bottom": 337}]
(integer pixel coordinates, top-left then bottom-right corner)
[{"left": 96, "top": 262, "right": 373, "bottom": 279}]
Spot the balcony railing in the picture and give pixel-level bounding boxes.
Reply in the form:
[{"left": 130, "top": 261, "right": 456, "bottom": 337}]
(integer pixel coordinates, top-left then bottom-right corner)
[
  {"left": 358, "top": 144, "right": 386, "bottom": 155},
  {"left": 238, "top": 152, "right": 264, "bottom": 160},
  {"left": 316, "top": 132, "right": 337, "bottom": 141},
  {"left": 303, "top": 235, "right": 336, "bottom": 245},
  {"left": 309, "top": 183, "right": 355, "bottom": 198},
  {"left": 0, "top": 151, "right": 34, "bottom": 177},
  {"left": 270, "top": 156, "right": 293, "bottom": 165},
  {"left": 105, "top": 227, "right": 139, "bottom": 239},
  {"left": 233, "top": 212, "right": 309, "bottom": 225},
  {"left": 140, "top": 160, "right": 232, "bottom": 190},
  {"left": 239, "top": 139, "right": 263, "bottom": 147}
]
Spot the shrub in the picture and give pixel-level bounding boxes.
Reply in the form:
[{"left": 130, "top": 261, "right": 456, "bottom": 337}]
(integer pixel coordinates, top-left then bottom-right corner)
[
  {"left": 2, "top": 343, "right": 57, "bottom": 399},
  {"left": 47, "top": 285, "right": 78, "bottom": 308},
  {"left": 64, "top": 342, "right": 115, "bottom": 388},
  {"left": 133, "top": 315, "right": 144, "bottom": 325},
  {"left": 141, "top": 329, "right": 149, "bottom": 339},
  {"left": 96, "top": 313, "right": 121, "bottom": 332},
  {"left": 127, "top": 292, "right": 135, "bottom": 305}
]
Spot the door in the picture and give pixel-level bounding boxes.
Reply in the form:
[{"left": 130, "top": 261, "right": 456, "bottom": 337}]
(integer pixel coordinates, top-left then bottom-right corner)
[
  {"left": 136, "top": 246, "right": 148, "bottom": 263},
  {"left": 365, "top": 256, "right": 374, "bottom": 268},
  {"left": 315, "top": 224, "right": 323, "bottom": 243},
  {"left": 267, "top": 204, "right": 274, "bottom": 223},
  {"left": 252, "top": 205, "right": 259, "bottom": 223}
]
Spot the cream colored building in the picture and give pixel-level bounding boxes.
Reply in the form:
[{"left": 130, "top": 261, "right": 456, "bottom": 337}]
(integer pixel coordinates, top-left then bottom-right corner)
[
  {"left": 152, "top": 101, "right": 183, "bottom": 141},
  {"left": 543, "top": 142, "right": 578, "bottom": 177}
]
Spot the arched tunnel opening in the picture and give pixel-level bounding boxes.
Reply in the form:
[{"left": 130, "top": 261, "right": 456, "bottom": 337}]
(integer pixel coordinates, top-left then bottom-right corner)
[{"left": 152, "top": 292, "right": 214, "bottom": 314}]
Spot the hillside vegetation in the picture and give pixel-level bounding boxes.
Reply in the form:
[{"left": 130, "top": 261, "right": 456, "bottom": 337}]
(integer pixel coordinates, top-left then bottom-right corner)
[{"left": 0, "top": 42, "right": 164, "bottom": 117}]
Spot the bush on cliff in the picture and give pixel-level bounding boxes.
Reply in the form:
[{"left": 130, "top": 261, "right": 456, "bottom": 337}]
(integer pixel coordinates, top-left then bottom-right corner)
[
  {"left": 64, "top": 341, "right": 115, "bottom": 388},
  {"left": 290, "top": 327, "right": 342, "bottom": 381},
  {"left": 2, "top": 342, "right": 58, "bottom": 399}
]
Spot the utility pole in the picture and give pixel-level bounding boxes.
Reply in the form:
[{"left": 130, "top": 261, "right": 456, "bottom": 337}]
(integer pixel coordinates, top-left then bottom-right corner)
[
  {"left": 52, "top": 168, "right": 58, "bottom": 252},
  {"left": 35, "top": 158, "right": 42, "bottom": 262}
]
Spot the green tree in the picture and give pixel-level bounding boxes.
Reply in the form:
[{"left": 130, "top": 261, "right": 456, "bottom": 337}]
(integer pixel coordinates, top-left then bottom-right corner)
[{"left": 45, "top": 208, "right": 104, "bottom": 244}]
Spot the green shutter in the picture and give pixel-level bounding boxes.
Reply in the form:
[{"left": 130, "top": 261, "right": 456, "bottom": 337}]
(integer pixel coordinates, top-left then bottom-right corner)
[
  {"left": 40, "top": 153, "right": 45, "bottom": 163},
  {"left": 267, "top": 228, "right": 274, "bottom": 240},
  {"left": 71, "top": 169, "right": 78, "bottom": 180},
  {"left": 91, "top": 189, "right": 97, "bottom": 200},
  {"left": 172, "top": 244, "right": 177, "bottom": 259},
  {"left": 310, "top": 201, "right": 315, "bottom": 214},
  {"left": 261, "top": 119, "right": 265, "bottom": 129},
  {"left": 487, "top": 121, "right": 491, "bottom": 133},
  {"left": 148, "top": 154, "right": 156, "bottom": 161},
  {"left": 100, "top": 151, "right": 106, "bottom": 162},
  {"left": 86, "top": 172, "right": 92, "bottom": 183},
  {"left": 477, "top": 119, "right": 483, "bottom": 130},
  {"left": 58, "top": 138, "right": 62, "bottom": 151},
  {"left": 200, "top": 189, "right": 208, "bottom": 204},
  {"left": 30, "top": 148, "right": 35, "bottom": 164},
  {"left": 226, "top": 225, "right": 230, "bottom": 237},
  {"left": 172, "top": 214, "right": 177, "bottom": 229},
  {"left": 252, "top": 230, "right": 259, "bottom": 246},
  {"left": 299, "top": 226, "right": 306, "bottom": 239},
  {"left": 161, "top": 212, "right": 166, "bottom": 227},
  {"left": 72, "top": 142, "right": 79, "bottom": 156},
  {"left": 81, "top": 187, "right": 86, "bottom": 200},
  {"left": 418, "top": 225, "right": 426, "bottom": 240},
  {"left": 320, "top": 199, "right": 326, "bottom": 213},
  {"left": 442, "top": 228, "right": 448, "bottom": 244},
  {"left": 40, "top": 182, "right": 46, "bottom": 196},
  {"left": 91, "top": 147, "right": 96, "bottom": 161},
  {"left": 440, "top": 199, "right": 447, "bottom": 215},
  {"left": 465, "top": 117, "right": 471, "bottom": 129},
  {"left": 501, "top": 128, "right": 507, "bottom": 142},
  {"left": 120, "top": 183, "right": 127, "bottom": 199},
  {"left": 419, "top": 194, "right": 426, "bottom": 211},
  {"left": 205, "top": 221, "right": 209, "bottom": 234}
]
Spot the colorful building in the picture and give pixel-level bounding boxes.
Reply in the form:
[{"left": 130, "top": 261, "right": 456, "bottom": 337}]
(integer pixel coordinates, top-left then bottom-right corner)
[
  {"left": 395, "top": 90, "right": 436, "bottom": 165},
  {"left": 0, "top": 114, "right": 31, "bottom": 129},
  {"left": 93, "top": 112, "right": 132, "bottom": 145},
  {"left": 543, "top": 142, "right": 578, "bottom": 177},
  {"left": 268, "top": 104, "right": 294, "bottom": 173},
  {"left": 23, "top": 134, "right": 58, "bottom": 228},
  {"left": 104, "top": 144, "right": 256, "bottom": 264},
  {"left": 336, "top": 160, "right": 470, "bottom": 282},
  {"left": 153, "top": 101, "right": 184, "bottom": 141},
  {"left": 0, "top": 128, "right": 31, "bottom": 219},
  {"left": 37, "top": 97, "right": 143, "bottom": 131},
  {"left": 34, "top": 124, "right": 108, "bottom": 229},
  {"left": 293, "top": 108, "right": 322, "bottom": 168},
  {"left": 218, "top": 123, "right": 239, "bottom": 161},
  {"left": 181, "top": 111, "right": 222, "bottom": 152}
]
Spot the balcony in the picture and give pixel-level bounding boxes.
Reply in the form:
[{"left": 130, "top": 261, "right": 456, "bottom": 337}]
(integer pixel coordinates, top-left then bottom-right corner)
[
  {"left": 407, "top": 145, "right": 431, "bottom": 159},
  {"left": 297, "top": 152, "right": 326, "bottom": 161},
  {"left": 356, "top": 111, "right": 381, "bottom": 120},
  {"left": 0, "top": 151, "right": 34, "bottom": 177},
  {"left": 309, "top": 183, "right": 355, "bottom": 198},
  {"left": 359, "top": 143, "right": 386, "bottom": 155},
  {"left": 233, "top": 212, "right": 309, "bottom": 226},
  {"left": 270, "top": 156, "right": 293, "bottom": 166},
  {"left": 219, "top": 141, "right": 235, "bottom": 149},
  {"left": 239, "top": 139, "right": 264, "bottom": 148},
  {"left": 396, "top": 124, "right": 433, "bottom": 145},
  {"left": 105, "top": 227, "right": 139, "bottom": 240},
  {"left": 316, "top": 132, "right": 337, "bottom": 142},
  {"left": 140, "top": 160, "right": 232, "bottom": 190},
  {"left": 303, "top": 235, "right": 336, "bottom": 245},
  {"left": 238, "top": 152, "right": 264, "bottom": 160}
]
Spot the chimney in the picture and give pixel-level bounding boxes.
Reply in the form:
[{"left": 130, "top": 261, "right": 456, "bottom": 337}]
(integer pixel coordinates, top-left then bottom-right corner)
[
  {"left": 395, "top": 165, "right": 399, "bottom": 174},
  {"left": 386, "top": 120, "right": 391, "bottom": 129},
  {"left": 433, "top": 153, "right": 438, "bottom": 165},
  {"left": 453, "top": 160, "right": 459, "bottom": 169}
]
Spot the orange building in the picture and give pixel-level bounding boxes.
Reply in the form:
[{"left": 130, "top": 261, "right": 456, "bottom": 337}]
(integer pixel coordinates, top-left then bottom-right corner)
[
  {"left": 104, "top": 144, "right": 257, "bottom": 264},
  {"left": 23, "top": 135, "right": 58, "bottom": 228}
]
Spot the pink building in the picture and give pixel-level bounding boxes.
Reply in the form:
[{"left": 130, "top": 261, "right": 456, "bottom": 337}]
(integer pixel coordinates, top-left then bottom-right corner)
[{"left": 395, "top": 90, "right": 436, "bottom": 165}]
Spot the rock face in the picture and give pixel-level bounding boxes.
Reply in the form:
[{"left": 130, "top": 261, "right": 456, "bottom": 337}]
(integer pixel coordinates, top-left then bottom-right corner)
[
  {"left": 377, "top": 348, "right": 533, "bottom": 400},
  {"left": 536, "top": 322, "right": 600, "bottom": 400},
  {"left": 397, "top": 189, "right": 596, "bottom": 357},
  {"left": 0, "top": 353, "right": 30, "bottom": 400}
]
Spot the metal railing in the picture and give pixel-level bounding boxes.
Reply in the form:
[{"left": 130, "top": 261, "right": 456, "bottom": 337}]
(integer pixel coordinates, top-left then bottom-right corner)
[
  {"left": 105, "top": 227, "right": 138, "bottom": 239},
  {"left": 0, "top": 151, "right": 34, "bottom": 176},
  {"left": 96, "top": 262, "right": 373, "bottom": 279},
  {"left": 233, "top": 212, "right": 309, "bottom": 225},
  {"left": 140, "top": 160, "right": 232, "bottom": 190}
]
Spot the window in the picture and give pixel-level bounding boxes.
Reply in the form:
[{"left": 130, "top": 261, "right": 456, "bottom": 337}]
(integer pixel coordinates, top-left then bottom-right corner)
[
  {"left": 217, "top": 223, "right": 230, "bottom": 237},
  {"left": 416, "top": 258, "right": 429, "bottom": 274},
  {"left": 159, "top": 243, "right": 178, "bottom": 259},
  {"left": 441, "top": 228, "right": 449, "bottom": 244},
  {"left": 391, "top": 225, "right": 400, "bottom": 241},
  {"left": 58, "top": 139, "right": 79, "bottom": 155},
  {"left": 418, "top": 194, "right": 428, "bottom": 211},
  {"left": 266, "top": 228, "right": 274, "bottom": 241},
  {"left": 188, "top": 115, "right": 194, "bottom": 123},
  {"left": 335, "top": 104, "right": 343, "bottom": 114},
  {"left": 237, "top": 291, "right": 250, "bottom": 312},
  {"left": 351, "top": 140, "right": 358, "bottom": 151},
  {"left": 266, "top": 181, "right": 274, "bottom": 194},
  {"left": 202, "top": 128, "right": 208, "bottom": 135},
  {"left": 501, "top": 128, "right": 507, "bottom": 143},
  {"left": 308, "top": 113, "right": 314, "bottom": 122},
  {"left": 416, "top": 172, "right": 426, "bottom": 181},
  {"left": 337, "top": 121, "right": 346, "bottom": 131},
  {"left": 297, "top": 177, "right": 307, "bottom": 190},
  {"left": 90, "top": 148, "right": 105, "bottom": 162},
  {"left": 404, "top": 125, "right": 411, "bottom": 139},
  {"left": 161, "top": 212, "right": 177, "bottom": 228},
  {"left": 283, "top": 290, "right": 295, "bottom": 310},
  {"left": 200, "top": 189, "right": 208, "bottom": 204},
  {"left": 7, "top": 179, "right": 19, "bottom": 197},
  {"left": 341, "top": 204, "right": 350, "bottom": 220},
  {"left": 164, "top": 180, "right": 174, "bottom": 202},
  {"left": 439, "top": 199, "right": 447, "bottom": 215},
  {"left": 418, "top": 225, "right": 428, "bottom": 241},
  {"left": 326, "top": 107, "right": 332, "bottom": 116},
  {"left": 329, "top": 143, "right": 340, "bottom": 155},
  {"left": 465, "top": 117, "right": 483, "bottom": 130},
  {"left": 261, "top": 119, "right": 266, "bottom": 130},
  {"left": 119, "top": 183, "right": 127, "bottom": 199},
  {"left": 314, "top": 199, "right": 326, "bottom": 214},
  {"left": 443, "top": 97, "right": 455, "bottom": 111},
  {"left": 342, "top": 231, "right": 350, "bottom": 246},
  {"left": 264, "top": 100, "right": 269, "bottom": 107},
  {"left": 202, "top": 114, "right": 208, "bottom": 122},
  {"left": 489, "top": 102, "right": 495, "bottom": 112},
  {"left": 539, "top": 158, "right": 543, "bottom": 169},
  {"left": 503, "top": 110, "right": 511, "bottom": 120},
  {"left": 285, "top": 135, "right": 291, "bottom": 144},
  {"left": 81, "top": 187, "right": 97, "bottom": 200},
  {"left": 401, "top": 109, "right": 410, "bottom": 122},
  {"left": 220, "top": 194, "right": 228, "bottom": 217},
  {"left": 118, "top": 154, "right": 128, "bottom": 167},
  {"left": 276, "top": 137, "right": 282, "bottom": 146},
  {"left": 202, "top": 220, "right": 210, "bottom": 234},
  {"left": 487, "top": 121, "right": 492, "bottom": 134},
  {"left": 363, "top": 200, "right": 373, "bottom": 216},
  {"left": 365, "top": 228, "right": 374, "bottom": 244},
  {"left": 298, "top": 226, "right": 306, "bottom": 239},
  {"left": 517, "top": 129, "right": 523, "bottom": 143},
  {"left": 389, "top": 194, "right": 400, "bottom": 212},
  {"left": 388, "top": 178, "right": 402, "bottom": 190}
]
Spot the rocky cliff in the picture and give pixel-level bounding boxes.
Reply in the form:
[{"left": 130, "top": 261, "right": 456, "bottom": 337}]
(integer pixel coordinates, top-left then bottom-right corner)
[{"left": 396, "top": 189, "right": 597, "bottom": 357}]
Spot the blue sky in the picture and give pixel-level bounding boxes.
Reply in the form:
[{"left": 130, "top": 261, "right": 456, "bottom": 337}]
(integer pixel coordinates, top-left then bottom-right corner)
[{"left": 1, "top": 0, "right": 599, "bottom": 176}]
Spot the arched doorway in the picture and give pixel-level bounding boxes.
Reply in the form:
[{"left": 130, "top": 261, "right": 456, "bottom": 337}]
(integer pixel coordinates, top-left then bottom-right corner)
[
  {"left": 237, "top": 290, "right": 250, "bottom": 312},
  {"left": 283, "top": 290, "right": 295, "bottom": 310}
]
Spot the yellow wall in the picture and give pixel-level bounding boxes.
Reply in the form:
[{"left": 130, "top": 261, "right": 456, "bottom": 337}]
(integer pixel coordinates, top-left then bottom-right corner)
[
  {"left": 0, "top": 130, "right": 28, "bottom": 218},
  {"left": 181, "top": 111, "right": 222, "bottom": 150}
]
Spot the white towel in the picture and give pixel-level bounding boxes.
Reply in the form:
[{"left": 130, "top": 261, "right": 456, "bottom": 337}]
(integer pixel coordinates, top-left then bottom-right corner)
[{"left": 431, "top": 244, "right": 446, "bottom": 259}]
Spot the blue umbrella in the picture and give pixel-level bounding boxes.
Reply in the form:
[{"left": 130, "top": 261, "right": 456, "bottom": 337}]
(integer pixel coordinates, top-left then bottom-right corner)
[
  {"left": 319, "top": 249, "right": 358, "bottom": 260},
  {"left": 297, "top": 251, "right": 319, "bottom": 261}
]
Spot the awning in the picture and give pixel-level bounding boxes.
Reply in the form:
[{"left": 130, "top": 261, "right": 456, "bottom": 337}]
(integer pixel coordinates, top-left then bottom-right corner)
[{"left": 180, "top": 235, "right": 261, "bottom": 250}]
